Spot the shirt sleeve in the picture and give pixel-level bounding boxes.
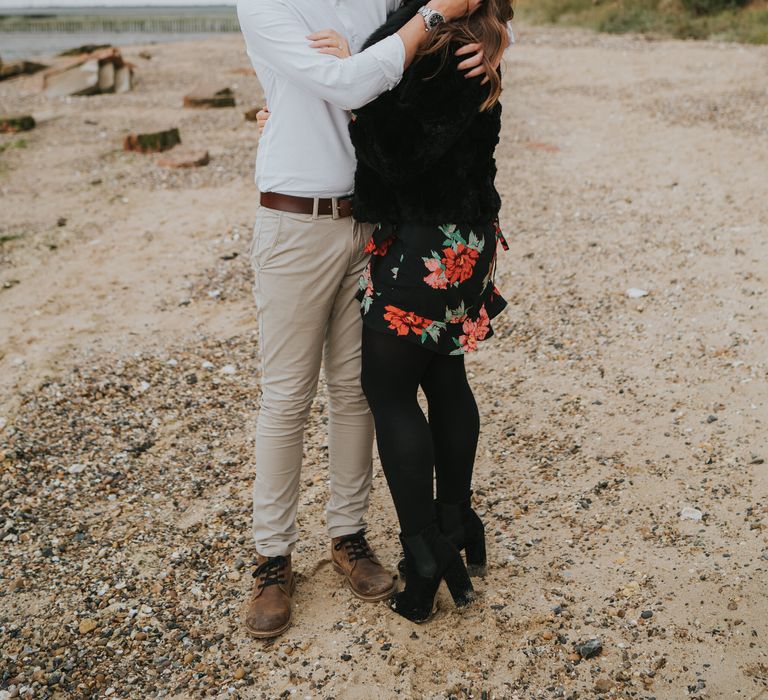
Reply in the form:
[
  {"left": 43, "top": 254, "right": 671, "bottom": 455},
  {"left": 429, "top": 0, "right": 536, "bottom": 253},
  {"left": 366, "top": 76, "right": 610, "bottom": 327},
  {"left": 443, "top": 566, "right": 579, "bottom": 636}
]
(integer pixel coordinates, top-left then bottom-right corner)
[
  {"left": 237, "top": 0, "right": 406, "bottom": 111},
  {"left": 506, "top": 21, "right": 515, "bottom": 51},
  {"left": 349, "top": 47, "right": 494, "bottom": 185}
]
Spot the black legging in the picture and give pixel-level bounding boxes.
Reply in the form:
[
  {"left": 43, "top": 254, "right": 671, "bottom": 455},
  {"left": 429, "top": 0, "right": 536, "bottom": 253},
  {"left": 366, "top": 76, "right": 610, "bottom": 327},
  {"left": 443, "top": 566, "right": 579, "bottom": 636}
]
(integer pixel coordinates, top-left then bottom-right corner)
[{"left": 361, "top": 326, "right": 480, "bottom": 536}]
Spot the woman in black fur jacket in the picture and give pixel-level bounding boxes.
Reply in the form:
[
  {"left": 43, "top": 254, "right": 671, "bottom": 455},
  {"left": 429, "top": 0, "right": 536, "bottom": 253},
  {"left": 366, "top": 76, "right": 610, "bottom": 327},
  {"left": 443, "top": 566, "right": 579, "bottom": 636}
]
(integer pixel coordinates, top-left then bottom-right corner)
[{"left": 339, "top": 0, "right": 513, "bottom": 622}]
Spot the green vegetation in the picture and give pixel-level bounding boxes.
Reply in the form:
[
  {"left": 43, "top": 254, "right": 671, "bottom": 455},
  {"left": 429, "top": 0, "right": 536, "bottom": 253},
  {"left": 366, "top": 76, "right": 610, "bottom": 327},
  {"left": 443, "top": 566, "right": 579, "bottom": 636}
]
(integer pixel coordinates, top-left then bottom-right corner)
[
  {"left": 0, "top": 138, "right": 28, "bottom": 155},
  {"left": 516, "top": 0, "right": 768, "bottom": 43}
]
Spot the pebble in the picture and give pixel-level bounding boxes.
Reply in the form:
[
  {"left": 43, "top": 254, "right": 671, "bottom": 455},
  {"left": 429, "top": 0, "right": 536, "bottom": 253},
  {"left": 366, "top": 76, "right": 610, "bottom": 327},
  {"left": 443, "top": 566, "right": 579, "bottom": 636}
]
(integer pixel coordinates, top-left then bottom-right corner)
[
  {"left": 680, "top": 506, "right": 703, "bottom": 521},
  {"left": 626, "top": 287, "right": 649, "bottom": 298},
  {"left": 67, "top": 463, "right": 86, "bottom": 474},
  {"left": 576, "top": 639, "right": 603, "bottom": 659},
  {"left": 641, "top": 610, "right": 653, "bottom": 619},
  {"left": 78, "top": 619, "right": 98, "bottom": 635},
  {"left": 594, "top": 677, "right": 613, "bottom": 692},
  {"left": 233, "top": 667, "right": 246, "bottom": 680}
]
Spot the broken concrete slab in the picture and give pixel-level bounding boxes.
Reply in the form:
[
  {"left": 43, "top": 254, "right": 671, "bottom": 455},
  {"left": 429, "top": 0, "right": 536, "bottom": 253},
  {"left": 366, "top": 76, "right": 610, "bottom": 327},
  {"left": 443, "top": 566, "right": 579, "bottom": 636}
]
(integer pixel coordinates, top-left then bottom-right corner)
[
  {"left": 43, "top": 59, "right": 100, "bottom": 97},
  {"left": 157, "top": 149, "right": 210, "bottom": 168},
  {"left": 42, "top": 48, "right": 134, "bottom": 97},
  {"left": 183, "top": 84, "right": 235, "bottom": 109},
  {"left": 114, "top": 66, "right": 132, "bottom": 94},
  {"left": 123, "top": 128, "right": 181, "bottom": 154},
  {"left": 98, "top": 61, "right": 115, "bottom": 93},
  {"left": 0, "top": 115, "right": 36, "bottom": 134}
]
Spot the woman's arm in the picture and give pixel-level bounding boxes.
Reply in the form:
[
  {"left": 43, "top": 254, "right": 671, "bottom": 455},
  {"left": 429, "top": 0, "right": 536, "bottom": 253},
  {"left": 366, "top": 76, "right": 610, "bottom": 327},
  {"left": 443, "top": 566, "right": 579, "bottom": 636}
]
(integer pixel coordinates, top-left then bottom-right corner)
[{"left": 349, "top": 47, "right": 493, "bottom": 184}]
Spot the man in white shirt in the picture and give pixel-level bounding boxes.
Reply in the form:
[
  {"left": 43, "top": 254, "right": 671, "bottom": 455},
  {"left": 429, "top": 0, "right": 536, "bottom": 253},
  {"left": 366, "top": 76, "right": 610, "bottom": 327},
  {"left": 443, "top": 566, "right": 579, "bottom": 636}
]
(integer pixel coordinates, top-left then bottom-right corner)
[{"left": 237, "top": 0, "right": 488, "bottom": 638}]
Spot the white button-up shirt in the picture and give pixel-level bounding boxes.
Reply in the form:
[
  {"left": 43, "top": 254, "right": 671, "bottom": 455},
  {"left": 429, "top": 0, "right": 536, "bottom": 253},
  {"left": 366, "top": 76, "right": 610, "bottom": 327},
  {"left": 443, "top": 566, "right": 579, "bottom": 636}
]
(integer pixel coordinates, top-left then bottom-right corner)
[{"left": 238, "top": 0, "right": 404, "bottom": 198}]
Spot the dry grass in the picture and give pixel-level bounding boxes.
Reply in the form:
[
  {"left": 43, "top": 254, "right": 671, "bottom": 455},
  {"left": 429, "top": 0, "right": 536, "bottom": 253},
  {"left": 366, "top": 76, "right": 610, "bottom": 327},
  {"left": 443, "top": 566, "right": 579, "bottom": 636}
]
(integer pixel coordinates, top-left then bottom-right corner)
[{"left": 515, "top": 0, "right": 768, "bottom": 43}]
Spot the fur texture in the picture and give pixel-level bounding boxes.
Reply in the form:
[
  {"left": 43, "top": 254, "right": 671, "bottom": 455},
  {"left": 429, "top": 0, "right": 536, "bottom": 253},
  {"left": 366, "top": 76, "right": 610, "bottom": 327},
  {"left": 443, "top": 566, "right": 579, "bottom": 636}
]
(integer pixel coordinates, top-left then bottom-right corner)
[{"left": 350, "top": 1, "right": 502, "bottom": 224}]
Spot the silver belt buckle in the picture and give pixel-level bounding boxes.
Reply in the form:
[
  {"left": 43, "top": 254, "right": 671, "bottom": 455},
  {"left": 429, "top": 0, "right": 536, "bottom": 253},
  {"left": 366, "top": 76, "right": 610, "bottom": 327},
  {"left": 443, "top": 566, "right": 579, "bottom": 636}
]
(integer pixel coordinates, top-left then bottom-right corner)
[{"left": 331, "top": 197, "right": 340, "bottom": 220}]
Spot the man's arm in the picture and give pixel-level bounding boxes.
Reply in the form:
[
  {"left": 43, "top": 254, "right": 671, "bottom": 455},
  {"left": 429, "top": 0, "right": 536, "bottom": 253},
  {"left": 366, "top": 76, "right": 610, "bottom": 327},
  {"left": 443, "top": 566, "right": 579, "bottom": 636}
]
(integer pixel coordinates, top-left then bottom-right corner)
[{"left": 237, "top": 0, "right": 479, "bottom": 112}]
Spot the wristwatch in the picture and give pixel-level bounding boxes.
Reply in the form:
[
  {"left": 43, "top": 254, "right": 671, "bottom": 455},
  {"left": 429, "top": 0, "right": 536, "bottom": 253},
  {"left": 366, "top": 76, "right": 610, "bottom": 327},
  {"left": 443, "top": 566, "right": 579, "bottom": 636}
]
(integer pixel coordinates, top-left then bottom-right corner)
[{"left": 417, "top": 5, "right": 446, "bottom": 32}]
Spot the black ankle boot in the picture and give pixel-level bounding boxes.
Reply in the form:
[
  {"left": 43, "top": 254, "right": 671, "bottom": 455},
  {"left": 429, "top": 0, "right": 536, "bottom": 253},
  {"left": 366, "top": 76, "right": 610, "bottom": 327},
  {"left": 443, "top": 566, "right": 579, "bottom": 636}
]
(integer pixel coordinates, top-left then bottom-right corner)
[
  {"left": 436, "top": 496, "right": 487, "bottom": 577},
  {"left": 391, "top": 523, "right": 475, "bottom": 623},
  {"left": 397, "top": 494, "right": 487, "bottom": 579}
]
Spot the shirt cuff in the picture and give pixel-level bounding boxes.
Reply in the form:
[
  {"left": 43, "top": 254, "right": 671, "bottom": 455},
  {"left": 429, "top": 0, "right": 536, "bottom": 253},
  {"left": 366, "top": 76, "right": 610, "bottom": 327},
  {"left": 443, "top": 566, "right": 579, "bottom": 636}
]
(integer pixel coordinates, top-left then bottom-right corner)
[
  {"left": 506, "top": 21, "right": 515, "bottom": 51},
  {"left": 365, "top": 33, "right": 406, "bottom": 90}
]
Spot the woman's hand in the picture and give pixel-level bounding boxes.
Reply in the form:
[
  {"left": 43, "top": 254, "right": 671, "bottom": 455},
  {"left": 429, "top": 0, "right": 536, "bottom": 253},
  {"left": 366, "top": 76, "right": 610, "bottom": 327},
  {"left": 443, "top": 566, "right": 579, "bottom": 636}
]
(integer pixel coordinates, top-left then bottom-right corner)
[
  {"left": 308, "top": 29, "right": 352, "bottom": 59},
  {"left": 429, "top": 0, "right": 483, "bottom": 21},
  {"left": 455, "top": 35, "right": 507, "bottom": 84}
]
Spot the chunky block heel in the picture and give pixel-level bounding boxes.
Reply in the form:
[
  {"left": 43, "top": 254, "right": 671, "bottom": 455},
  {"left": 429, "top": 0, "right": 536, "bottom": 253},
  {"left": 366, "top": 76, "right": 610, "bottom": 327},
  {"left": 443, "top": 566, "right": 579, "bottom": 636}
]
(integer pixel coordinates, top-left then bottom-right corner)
[
  {"left": 397, "top": 495, "right": 489, "bottom": 580},
  {"left": 463, "top": 522, "right": 487, "bottom": 578},
  {"left": 390, "top": 523, "right": 475, "bottom": 623},
  {"left": 443, "top": 556, "right": 475, "bottom": 607}
]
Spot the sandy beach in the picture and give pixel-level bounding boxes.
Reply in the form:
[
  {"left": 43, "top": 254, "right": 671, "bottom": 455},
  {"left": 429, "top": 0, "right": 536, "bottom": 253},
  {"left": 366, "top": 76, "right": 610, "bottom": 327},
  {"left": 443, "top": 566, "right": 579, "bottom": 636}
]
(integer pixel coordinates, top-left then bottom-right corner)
[{"left": 1, "top": 26, "right": 767, "bottom": 699}]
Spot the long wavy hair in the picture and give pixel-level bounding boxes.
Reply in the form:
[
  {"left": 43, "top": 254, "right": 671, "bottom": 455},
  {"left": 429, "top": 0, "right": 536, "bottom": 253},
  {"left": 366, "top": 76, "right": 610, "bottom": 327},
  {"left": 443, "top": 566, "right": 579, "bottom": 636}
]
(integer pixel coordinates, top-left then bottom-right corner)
[{"left": 421, "top": 0, "right": 514, "bottom": 111}]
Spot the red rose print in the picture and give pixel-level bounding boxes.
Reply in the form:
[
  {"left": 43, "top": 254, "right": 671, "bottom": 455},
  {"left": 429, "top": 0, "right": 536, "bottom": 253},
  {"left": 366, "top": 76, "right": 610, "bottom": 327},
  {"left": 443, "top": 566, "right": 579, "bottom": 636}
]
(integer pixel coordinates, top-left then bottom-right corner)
[
  {"left": 442, "top": 244, "right": 479, "bottom": 285},
  {"left": 459, "top": 306, "right": 490, "bottom": 352},
  {"left": 365, "top": 235, "right": 395, "bottom": 256},
  {"left": 383, "top": 305, "right": 431, "bottom": 337},
  {"left": 423, "top": 257, "right": 448, "bottom": 289}
]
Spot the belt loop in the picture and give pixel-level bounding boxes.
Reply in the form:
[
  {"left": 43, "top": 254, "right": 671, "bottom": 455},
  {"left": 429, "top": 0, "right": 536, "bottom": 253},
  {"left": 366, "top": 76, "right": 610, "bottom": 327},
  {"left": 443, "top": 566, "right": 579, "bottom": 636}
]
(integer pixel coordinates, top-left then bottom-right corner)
[
  {"left": 331, "top": 197, "right": 339, "bottom": 220},
  {"left": 312, "top": 197, "right": 319, "bottom": 220}
]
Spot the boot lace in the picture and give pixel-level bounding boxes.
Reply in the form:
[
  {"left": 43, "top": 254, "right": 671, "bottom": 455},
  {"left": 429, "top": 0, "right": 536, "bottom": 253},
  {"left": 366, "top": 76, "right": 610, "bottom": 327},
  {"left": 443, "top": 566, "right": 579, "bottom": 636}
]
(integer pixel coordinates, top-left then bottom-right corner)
[
  {"left": 252, "top": 556, "right": 288, "bottom": 590},
  {"left": 334, "top": 530, "right": 374, "bottom": 562}
]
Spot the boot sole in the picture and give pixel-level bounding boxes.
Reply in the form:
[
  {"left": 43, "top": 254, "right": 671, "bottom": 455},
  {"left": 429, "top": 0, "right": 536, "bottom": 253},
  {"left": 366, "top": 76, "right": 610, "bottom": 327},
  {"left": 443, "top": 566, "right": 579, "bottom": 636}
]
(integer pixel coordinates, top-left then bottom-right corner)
[
  {"left": 243, "top": 578, "right": 296, "bottom": 639},
  {"left": 332, "top": 563, "right": 397, "bottom": 602}
]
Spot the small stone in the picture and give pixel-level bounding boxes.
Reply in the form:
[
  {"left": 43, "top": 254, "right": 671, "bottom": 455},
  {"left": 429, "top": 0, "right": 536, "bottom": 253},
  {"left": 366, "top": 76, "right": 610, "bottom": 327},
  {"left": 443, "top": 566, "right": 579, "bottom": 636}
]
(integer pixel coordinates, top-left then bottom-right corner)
[
  {"left": 220, "top": 364, "right": 236, "bottom": 375},
  {"left": 57, "top": 217, "right": 67, "bottom": 227},
  {"left": 68, "top": 463, "right": 86, "bottom": 475},
  {"left": 680, "top": 506, "right": 703, "bottom": 521},
  {"left": 233, "top": 667, "right": 246, "bottom": 680},
  {"left": 79, "top": 619, "right": 98, "bottom": 634},
  {"left": 595, "top": 677, "right": 613, "bottom": 693},
  {"left": 576, "top": 638, "right": 602, "bottom": 659},
  {"left": 641, "top": 610, "right": 653, "bottom": 619},
  {"left": 706, "top": 415, "right": 717, "bottom": 423},
  {"left": 340, "top": 654, "right": 352, "bottom": 661},
  {"left": 626, "top": 288, "right": 648, "bottom": 299}
]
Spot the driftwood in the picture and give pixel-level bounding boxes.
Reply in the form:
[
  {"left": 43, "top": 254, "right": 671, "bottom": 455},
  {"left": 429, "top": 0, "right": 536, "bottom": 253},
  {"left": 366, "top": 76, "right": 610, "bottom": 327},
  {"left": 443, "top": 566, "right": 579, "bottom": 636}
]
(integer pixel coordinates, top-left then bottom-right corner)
[
  {"left": 157, "top": 150, "right": 210, "bottom": 168},
  {"left": 58, "top": 44, "right": 112, "bottom": 57},
  {"left": 183, "top": 84, "right": 236, "bottom": 109},
  {"left": 123, "top": 128, "right": 181, "bottom": 154},
  {"left": 0, "top": 115, "right": 36, "bottom": 134},
  {"left": 0, "top": 59, "right": 47, "bottom": 82}
]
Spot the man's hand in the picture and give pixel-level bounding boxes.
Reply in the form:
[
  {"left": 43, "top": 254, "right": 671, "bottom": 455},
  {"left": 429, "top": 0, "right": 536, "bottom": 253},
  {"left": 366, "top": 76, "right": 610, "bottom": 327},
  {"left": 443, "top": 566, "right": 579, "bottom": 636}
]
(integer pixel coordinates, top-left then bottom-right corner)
[
  {"left": 307, "top": 29, "right": 351, "bottom": 58},
  {"left": 256, "top": 107, "right": 270, "bottom": 134},
  {"left": 455, "top": 28, "right": 510, "bottom": 84}
]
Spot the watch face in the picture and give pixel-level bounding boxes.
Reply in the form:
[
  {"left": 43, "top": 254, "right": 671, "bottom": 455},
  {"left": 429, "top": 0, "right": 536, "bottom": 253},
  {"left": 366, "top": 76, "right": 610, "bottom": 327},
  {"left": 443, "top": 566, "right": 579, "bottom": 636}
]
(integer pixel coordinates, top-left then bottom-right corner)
[{"left": 428, "top": 13, "right": 443, "bottom": 28}]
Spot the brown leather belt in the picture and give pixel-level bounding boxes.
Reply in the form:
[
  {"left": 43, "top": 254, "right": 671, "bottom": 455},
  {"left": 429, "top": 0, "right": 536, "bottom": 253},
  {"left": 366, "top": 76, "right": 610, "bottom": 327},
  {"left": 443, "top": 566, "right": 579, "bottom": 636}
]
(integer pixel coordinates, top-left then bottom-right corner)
[{"left": 260, "top": 191, "right": 353, "bottom": 219}]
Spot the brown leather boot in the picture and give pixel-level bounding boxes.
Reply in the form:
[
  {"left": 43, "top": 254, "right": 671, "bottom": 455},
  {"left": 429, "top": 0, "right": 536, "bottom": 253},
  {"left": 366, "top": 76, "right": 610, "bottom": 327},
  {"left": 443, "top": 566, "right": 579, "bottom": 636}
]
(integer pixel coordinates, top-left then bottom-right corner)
[
  {"left": 244, "top": 555, "right": 295, "bottom": 639},
  {"left": 331, "top": 530, "right": 396, "bottom": 602}
]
